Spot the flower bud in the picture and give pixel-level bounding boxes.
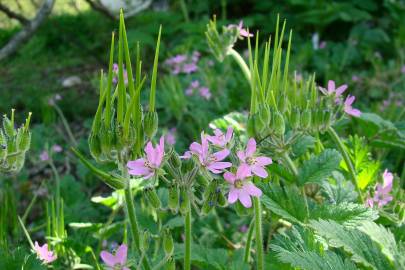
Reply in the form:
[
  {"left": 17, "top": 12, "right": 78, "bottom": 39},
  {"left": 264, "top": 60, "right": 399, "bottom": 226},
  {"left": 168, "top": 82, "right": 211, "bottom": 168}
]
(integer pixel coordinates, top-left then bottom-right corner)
[
  {"left": 272, "top": 111, "right": 285, "bottom": 136},
  {"left": 168, "top": 184, "right": 179, "bottom": 212},
  {"left": 313, "top": 109, "right": 323, "bottom": 131},
  {"left": 169, "top": 150, "right": 182, "bottom": 169},
  {"left": 301, "top": 109, "right": 312, "bottom": 130},
  {"left": 258, "top": 105, "right": 271, "bottom": 130},
  {"left": 165, "top": 257, "right": 176, "bottom": 270},
  {"left": 163, "top": 229, "right": 174, "bottom": 256},
  {"left": 140, "top": 230, "right": 150, "bottom": 253},
  {"left": 2, "top": 115, "right": 15, "bottom": 138},
  {"left": 179, "top": 186, "right": 190, "bottom": 214},
  {"left": 290, "top": 109, "right": 300, "bottom": 130},
  {"left": 143, "top": 111, "right": 158, "bottom": 139},
  {"left": 278, "top": 95, "right": 289, "bottom": 113},
  {"left": 17, "top": 129, "right": 31, "bottom": 152},
  {"left": 247, "top": 115, "right": 257, "bottom": 138},
  {"left": 145, "top": 188, "right": 161, "bottom": 209},
  {"left": 322, "top": 109, "right": 332, "bottom": 131}
]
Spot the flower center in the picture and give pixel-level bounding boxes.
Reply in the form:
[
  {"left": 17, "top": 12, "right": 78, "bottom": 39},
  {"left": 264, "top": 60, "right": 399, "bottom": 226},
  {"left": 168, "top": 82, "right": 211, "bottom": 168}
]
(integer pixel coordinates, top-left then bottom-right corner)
[
  {"left": 234, "top": 180, "right": 244, "bottom": 189},
  {"left": 246, "top": 157, "right": 256, "bottom": 165}
]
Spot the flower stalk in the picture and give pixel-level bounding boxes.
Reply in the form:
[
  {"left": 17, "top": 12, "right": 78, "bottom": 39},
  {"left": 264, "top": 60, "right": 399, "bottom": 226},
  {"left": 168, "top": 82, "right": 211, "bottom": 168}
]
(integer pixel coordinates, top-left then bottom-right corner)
[
  {"left": 253, "top": 197, "right": 264, "bottom": 270},
  {"left": 184, "top": 206, "right": 192, "bottom": 270}
]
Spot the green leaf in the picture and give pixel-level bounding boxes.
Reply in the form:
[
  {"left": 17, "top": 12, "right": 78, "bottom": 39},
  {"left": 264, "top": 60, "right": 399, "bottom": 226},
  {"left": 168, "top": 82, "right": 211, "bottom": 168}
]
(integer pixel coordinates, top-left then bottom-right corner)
[
  {"left": 310, "top": 220, "right": 394, "bottom": 270},
  {"left": 321, "top": 172, "right": 358, "bottom": 204},
  {"left": 292, "top": 135, "right": 315, "bottom": 157},
  {"left": 298, "top": 149, "right": 342, "bottom": 186},
  {"left": 271, "top": 226, "right": 357, "bottom": 270}
]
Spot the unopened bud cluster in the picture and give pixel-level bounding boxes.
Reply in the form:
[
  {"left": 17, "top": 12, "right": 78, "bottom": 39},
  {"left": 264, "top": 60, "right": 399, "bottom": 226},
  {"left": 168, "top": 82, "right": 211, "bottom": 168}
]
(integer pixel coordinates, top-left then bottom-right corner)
[{"left": 0, "top": 110, "right": 32, "bottom": 174}]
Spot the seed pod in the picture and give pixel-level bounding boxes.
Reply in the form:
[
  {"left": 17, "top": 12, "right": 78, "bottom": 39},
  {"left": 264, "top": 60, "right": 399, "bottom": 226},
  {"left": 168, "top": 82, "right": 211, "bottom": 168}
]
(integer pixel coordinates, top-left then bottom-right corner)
[
  {"left": 165, "top": 257, "right": 176, "bottom": 270},
  {"left": 278, "top": 95, "right": 288, "bottom": 113},
  {"left": 322, "top": 109, "right": 332, "bottom": 130},
  {"left": 169, "top": 151, "right": 182, "bottom": 169},
  {"left": 2, "top": 115, "right": 14, "bottom": 138},
  {"left": 143, "top": 111, "right": 158, "bottom": 139},
  {"left": 201, "top": 196, "right": 216, "bottom": 215},
  {"left": 258, "top": 105, "right": 271, "bottom": 130},
  {"left": 289, "top": 109, "right": 300, "bottom": 130},
  {"left": 273, "top": 111, "right": 285, "bottom": 136},
  {"left": 179, "top": 186, "right": 190, "bottom": 215},
  {"left": 301, "top": 109, "right": 311, "bottom": 130},
  {"left": 247, "top": 114, "right": 257, "bottom": 138},
  {"left": 168, "top": 184, "right": 179, "bottom": 212},
  {"left": 163, "top": 229, "right": 174, "bottom": 256},
  {"left": 140, "top": 230, "right": 150, "bottom": 253},
  {"left": 145, "top": 188, "right": 161, "bottom": 209},
  {"left": 88, "top": 133, "right": 102, "bottom": 161},
  {"left": 17, "top": 129, "right": 31, "bottom": 152}
]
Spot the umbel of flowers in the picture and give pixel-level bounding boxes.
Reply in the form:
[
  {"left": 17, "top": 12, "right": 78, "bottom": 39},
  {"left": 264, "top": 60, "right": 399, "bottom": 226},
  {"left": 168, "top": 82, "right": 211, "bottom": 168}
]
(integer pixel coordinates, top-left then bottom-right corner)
[{"left": 0, "top": 109, "right": 32, "bottom": 175}]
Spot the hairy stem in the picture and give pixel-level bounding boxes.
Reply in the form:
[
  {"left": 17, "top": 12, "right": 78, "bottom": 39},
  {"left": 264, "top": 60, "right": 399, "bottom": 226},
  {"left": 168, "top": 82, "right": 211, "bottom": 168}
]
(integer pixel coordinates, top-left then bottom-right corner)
[
  {"left": 281, "top": 152, "right": 298, "bottom": 177},
  {"left": 253, "top": 197, "right": 264, "bottom": 270},
  {"left": 228, "top": 48, "right": 251, "bottom": 82},
  {"left": 121, "top": 166, "right": 151, "bottom": 270},
  {"left": 327, "top": 127, "right": 363, "bottom": 201},
  {"left": 184, "top": 208, "right": 192, "bottom": 270},
  {"left": 243, "top": 219, "right": 255, "bottom": 263}
]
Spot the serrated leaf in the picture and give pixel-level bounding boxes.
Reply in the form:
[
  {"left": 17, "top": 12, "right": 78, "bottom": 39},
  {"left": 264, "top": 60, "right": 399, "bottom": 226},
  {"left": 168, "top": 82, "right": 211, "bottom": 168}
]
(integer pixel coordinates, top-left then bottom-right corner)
[
  {"left": 292, "top": 135, "right": 316, "bottom": 157},
  {"left": 298, "top": 149, "right": 342, "bottom": 186},
  {"left": 321, "top": 172, "right": 358, "bottom": 204},
  {"left": 310, "top": 220, "right": 394, "bottom": 270}
]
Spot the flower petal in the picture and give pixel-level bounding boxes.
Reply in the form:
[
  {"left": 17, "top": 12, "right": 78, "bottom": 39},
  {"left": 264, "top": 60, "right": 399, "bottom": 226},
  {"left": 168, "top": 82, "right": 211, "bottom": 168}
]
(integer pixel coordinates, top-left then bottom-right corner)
[
  {"left": 224, "top": 172, "right": 236, "bottom": 184},
  {"left": 213, "top": 149, "right": 230, "bottom": 161},
  {"left": 255, "top": 156, "right": 272, "bottom": 166},
  {"left": 252, "top": 165, "right": 268, "bottom": 178},
  {"left": 236, "top": 163, "right": 251, "bottom": 179},
  {"left": 145, "top": 142, "right": 156, "bottom": 164},
  {"left": 246, "top": 138, "right": 256, "bottom": 157},
  {"left": 238, "top": 192, "right": 252, "bottom": 208},
  {"left": 228, "top": 187, "right": 239, "bottom": 204},
  {"left": 208, "top": 162, "right": 232, "bottom": 170},
  {"left": 115, "top": 244, "right": 128, "bottom": 265},
  {"left": 128, "top": 166, "right": 151, "bottom": 176},
  {"left": 127, "top": 158, "right": 145, "bottom": 169},
  {"left": 100, "top": 251, "right": 117, "bottom": 267},
  {"left": 243, "top": 183, "right": 262, "bottom": 197},
  {"left": 335, "top": 84, "right": 348, "bottom": 97},
  {"left": 328, "top": 80, "right": 335, "bottom": 93},
  {"left": 237, "top": 150, "right": 246, "bottom": 162}
]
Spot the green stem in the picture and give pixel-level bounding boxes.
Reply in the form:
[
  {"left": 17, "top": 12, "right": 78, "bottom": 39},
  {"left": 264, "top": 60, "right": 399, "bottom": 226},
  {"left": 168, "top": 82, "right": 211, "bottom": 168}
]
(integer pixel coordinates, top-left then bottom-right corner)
[
  {"left": 179, "top": 0, "right": 190, "bottom": 22},
  {"left": 228, "top": 49, "right": 251, "bottom": 82},
  {"left": 253, "top": 197, "right": 264, "bottom": 270},
  {"left": 243, "top": 219, "right": 255, "bottom": 263},
  {"left": 121, "top": 167, "right": 151, "bottom": 270},
  {"left": 327, "top": 127, "right": 363, "bottom": 201},
  {"left": 49, "top": 158, "right": 61, "bottom": 215},
  {"left": 282, "top": 152, "right": 298, "bottom": 177},
  {"left": 53, "top": 104, "right": 77, "bottom": 147},
  {"left": 184, "top": 208, "right": 192, "bottom": 270}
]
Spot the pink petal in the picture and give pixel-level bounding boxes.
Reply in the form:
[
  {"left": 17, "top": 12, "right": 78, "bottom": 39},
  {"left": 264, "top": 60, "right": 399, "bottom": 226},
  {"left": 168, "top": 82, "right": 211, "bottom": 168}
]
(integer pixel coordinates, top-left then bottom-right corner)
[
  {"left": 328, "top": 80, "right": 335, "bottom": 93},
  {"left": 246, "top": 138, "right": 256, "bottom": 157},
  {"left": 237, "top": 151, "right": 246, "bottom": 162},
  {"left": 236, "top": 163, "right": 251, "bottom": 179},
  {"left": 228, "top": 187, "right": 239, "bottom": 204},
  {"left": 243, "top": 183, "right": 262, "bottom": 197},
  {"left": 190, "top": 142, "right": 202, "bottom": 155},
  {"left": 128, "top": 166, "right": 152, "bottom": 176},
  {"left": 100, "top": 251, "right": 117, "bottom": 267},
  {"left": 255, "top": 156, "right": 272, "bottom": 166},
  {"left": 224, "top": 172, "right": 236, "bottom": 184},
  {"left": 251, "top": 165, "right": 268, "bottom": 178},
  {"left": 345, "top": 107, "right": 361, "bottom": 117},
  {"left": 238, "top": 192, "right": 252, "bottom": 208},
  {"left": 383, "top": 169, "right": 393, "bottom": 191},
  {"left": 127, "top": 158, "right": 145, "bottom": 169},
  {"left": 180, "top": 151, "right": 192, "bottom": 159},
  {"left": 344, "top": 95, "right": 355, "bottom": 106},
  {"left": 115, "top": 244, "right": 128, "bottom": 265},
  {"left": 208, "top": 162, "right": 232, "bottom": 170},
  {"left": 335, "top": 84, "right": 348, "bottom": 97},
  {"left": 225, "top": 127, "right": 233, "bottom": 141},
  {"left": 143, "top": 172, "right": 155, "bottom": 179},
  {"left": 213, "top": 149, "right": 230, "bottom": 161},
  {"left": 145, "top": 142, "right": 156, "bottom": 165}
]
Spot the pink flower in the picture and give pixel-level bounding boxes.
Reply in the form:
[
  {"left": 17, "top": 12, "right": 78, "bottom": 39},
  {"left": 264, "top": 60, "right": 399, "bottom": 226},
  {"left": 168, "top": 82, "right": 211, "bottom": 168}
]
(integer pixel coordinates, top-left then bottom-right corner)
[
  {"left": 34, "top": 241, "right": 57, "bottom": 264},
  {"left": 237, "top": 138, "right": 272, "bottom": 178},
  {"left": 207, "top": 127, "right": 233, "bottom": 148},
  {"left": 166, "top": 128, "right": 176, "bottom": 145},
  {"left": 192, "top": 51, "right": 201, "bottom": 63},
  {"left": 319, "top": 41, "right": 327, "bottom": 49},
  {"left": 182, "top": 133, "right": 231, "bottom": 174},
  {"left": 100, "top": 244, "right": 129, "bottom": 270},
  {"left": 127, "top": 136, "right": 165, "bottom": 179},
  {"left": 351, "top": 75, "right": 360, "bottom": 82},
  {"left": 228, "top": 21, "right": 253, "bottom": 38},
  {"left": 224, "top": 164, "right": 262, "bottom": 208},
  {"left": 401, "top": 65, "right": 405, "bottom": 74},
  {"left": 182, "top": 63, "right": 198, "bottom": 74},
  {"left": 199, "top": 87, "right": 212, "bottom": 100},
  {"left": 40, "top": 151, "right": 49, "bottom": 161},
  {"left": 366, "top": 169, "right": 394, "bottom": 208},
  {"left": 319, "top": 80, "right": 348, "bottom": 98},
  {"left": 344, "top": 95, "right": 361, "bottom": 117},
  {"left": 52, "top": 145, "right": 62, "bottom": 153}
]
